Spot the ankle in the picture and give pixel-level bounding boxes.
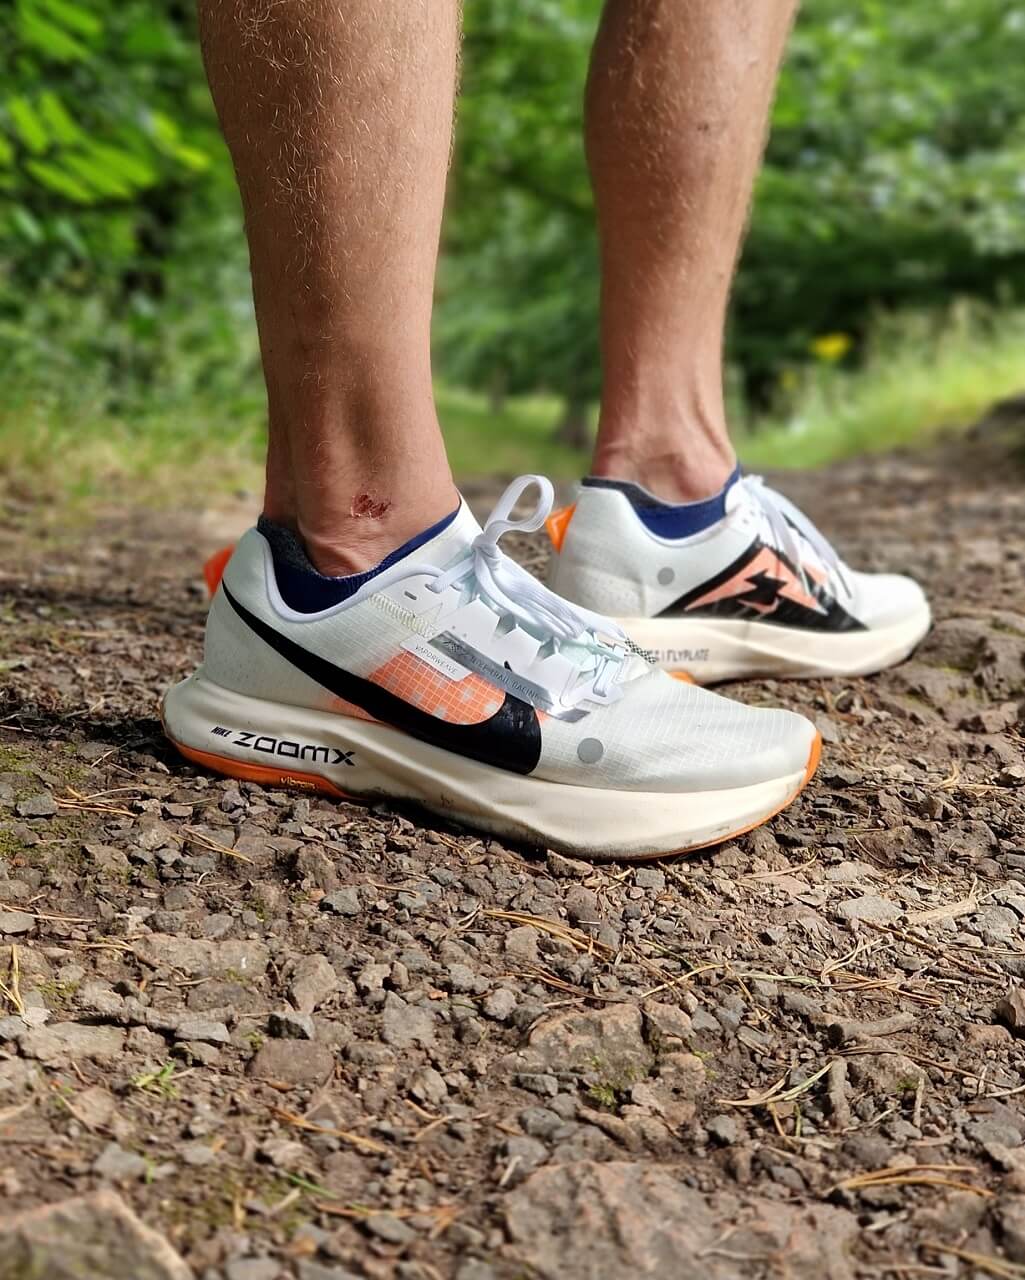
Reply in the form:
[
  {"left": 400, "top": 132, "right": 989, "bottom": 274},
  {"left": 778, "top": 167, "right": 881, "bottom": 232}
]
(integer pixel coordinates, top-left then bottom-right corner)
[
  {"left": 296, "top": 483, "right": 459, "bottom": 577},
  {"left": 590, "top": 437, "right": 737, "bottom": 505}
]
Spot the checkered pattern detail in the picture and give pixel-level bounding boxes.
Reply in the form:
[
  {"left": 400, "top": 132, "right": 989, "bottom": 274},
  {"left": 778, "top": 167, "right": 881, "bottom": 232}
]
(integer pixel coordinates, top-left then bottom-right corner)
[{"left": 370, "top": 652, "right": 504, "bottom": 724}]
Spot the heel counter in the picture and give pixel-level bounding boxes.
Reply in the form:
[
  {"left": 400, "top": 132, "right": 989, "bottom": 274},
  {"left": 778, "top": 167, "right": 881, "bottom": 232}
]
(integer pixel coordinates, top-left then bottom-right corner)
[
  {"left": 199, "top": 530, "right": 328, "bottom": 710},
  {"left": 552, "top": 488, "right": 653, "bottom": 616}
]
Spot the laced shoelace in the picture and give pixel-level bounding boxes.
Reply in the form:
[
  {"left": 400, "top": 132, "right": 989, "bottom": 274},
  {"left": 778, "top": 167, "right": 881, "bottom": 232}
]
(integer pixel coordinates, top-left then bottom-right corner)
[
  {"left": 394, "top": 476, "right": 631, "bottom": 704},
  {"left": 742, "top": 474, "right": 853, "bottom": 600}
]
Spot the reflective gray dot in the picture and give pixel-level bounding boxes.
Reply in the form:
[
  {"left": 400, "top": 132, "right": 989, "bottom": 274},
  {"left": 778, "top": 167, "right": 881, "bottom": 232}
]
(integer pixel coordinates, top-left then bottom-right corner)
[
  {"left": 657, "top": 567, "right": 675, "bottom": 586},
  {"left": 577, "top": 738, "right": 605, "bottom": 764}
]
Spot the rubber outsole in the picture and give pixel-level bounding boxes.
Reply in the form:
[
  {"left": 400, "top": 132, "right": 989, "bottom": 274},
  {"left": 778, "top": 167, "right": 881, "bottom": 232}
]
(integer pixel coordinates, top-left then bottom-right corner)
[{"left": 162, "top": 673, "right": 822, "bottom": 862}]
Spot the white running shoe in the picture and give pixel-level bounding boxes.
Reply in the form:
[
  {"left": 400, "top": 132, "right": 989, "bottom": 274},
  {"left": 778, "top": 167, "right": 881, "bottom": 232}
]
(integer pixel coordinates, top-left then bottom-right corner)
[
  {"left": 547, "top": 470, "right": 931, "bottom": 684},
  {"left": 163, "top": 477, "right": 820, "bottom": 860}
]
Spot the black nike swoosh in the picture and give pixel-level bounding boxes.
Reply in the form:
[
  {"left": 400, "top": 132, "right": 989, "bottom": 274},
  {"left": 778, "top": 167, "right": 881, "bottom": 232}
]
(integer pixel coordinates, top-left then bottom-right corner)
[{"left": 221, "top": 584, "right": 542, "bottom": 775}]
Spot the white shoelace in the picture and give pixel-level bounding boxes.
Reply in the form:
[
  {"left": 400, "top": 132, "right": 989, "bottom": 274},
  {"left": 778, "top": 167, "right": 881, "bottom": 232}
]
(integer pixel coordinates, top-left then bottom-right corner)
[
  {"left": 741, "top": 475, "right": 853, "bottom": 600},
  {"left": 392, "top": 476, "right": 631, "bottom": 704}
]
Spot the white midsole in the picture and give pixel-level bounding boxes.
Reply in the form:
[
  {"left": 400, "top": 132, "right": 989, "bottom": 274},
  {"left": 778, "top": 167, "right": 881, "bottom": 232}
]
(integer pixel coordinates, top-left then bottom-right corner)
[
  {"left": 622, "top": 603, "right": 932, "bottom": 684},
  {"left": 161, "top": 672, "right": 813, "bottom": 861}
]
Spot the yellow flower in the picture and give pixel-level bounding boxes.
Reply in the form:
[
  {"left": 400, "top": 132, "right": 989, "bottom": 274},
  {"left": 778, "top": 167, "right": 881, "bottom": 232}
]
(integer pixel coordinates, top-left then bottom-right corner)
[{"left": 809, "top": 332, "right": 852, "bottom": 363}]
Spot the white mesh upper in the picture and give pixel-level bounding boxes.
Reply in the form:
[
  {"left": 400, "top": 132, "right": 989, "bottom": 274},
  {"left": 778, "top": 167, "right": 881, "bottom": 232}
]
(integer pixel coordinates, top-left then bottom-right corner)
[{"left": 206, "top": 510, "right": 815, "bottom": 794}]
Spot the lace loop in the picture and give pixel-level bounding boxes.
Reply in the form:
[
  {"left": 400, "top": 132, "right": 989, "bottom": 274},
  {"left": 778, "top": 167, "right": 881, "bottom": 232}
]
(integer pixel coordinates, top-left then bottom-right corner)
[{"left": 389, "top": 478, "right": 635, "bottom": 706}]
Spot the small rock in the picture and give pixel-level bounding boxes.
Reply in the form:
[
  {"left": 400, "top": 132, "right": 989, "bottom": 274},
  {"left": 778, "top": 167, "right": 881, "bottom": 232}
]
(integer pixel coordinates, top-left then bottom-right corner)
[
  {"left": 643, "top": 1001, "right": 692, "bottom": 1044},
  {"left": 997, "top": 989, "right": 1025, "bottom": 1036},
  {"left": 15, "top": 793, "right": 56, "bottom": 818},
  {"left": 321, "top": 887, "right": 362, "bottom": 916},
  {"left": 132, "top": 935, "right": 269, "bottom": 979},
  {"left": 289, "top": 955, "right": 338, "bottom": 1013},
  {"left": 173, "top": 1017, "right": 230, "bottom": 1045},
  {"left": 505, "top": 926, "right": 540, "bottom": 963},
  {"left": 836, "top": 895, "right": 901, "bottom": 925},
  {"left": 483, "top": 988, "right": 517, "bottom": 1022},
  {"left": 706, "top": 1115, "right": 741, "bottom": 1146},
  {"left": 999, "top": 1196, "right": 1025, "bottom": 1264},
  {"left": 526, "top": 1004, "right": 652, "bottom": 1078},
  {"left": 381, "top": 992, "right": 435, "bottom": 1048},
  {"left": 364, "top": 1213, "right": 416, "bottom": 1246},
  {"left": 0, "top": 910, "right": 34, "bottom": 935},
  {"left": 269, "top": 1010, "right": 315, "bottom": 1040},
  {"left": 297, "top": 1264, "right": 362, "bottom": 1280},
  {"left": 93, "top": 1143, "right": 148, "bottom": 1183},
  {"left": 634, "top": 868, "right": 665, "bottom": 892},
  {"left": 180, "top": 1141, "right": 217, "bottom": 1167},
  {"left": 249, "top": 1039, "right": 335, "bottom": 1086},
  {"left": 410, "top": 1068, "right": 447, "bottom": 1106},
  {"left": 72, "top": 1086, "right": 116, "bottom": 1130},
  {"left": 20, "top": 1023, "right": 126, "bottom": 1064}
]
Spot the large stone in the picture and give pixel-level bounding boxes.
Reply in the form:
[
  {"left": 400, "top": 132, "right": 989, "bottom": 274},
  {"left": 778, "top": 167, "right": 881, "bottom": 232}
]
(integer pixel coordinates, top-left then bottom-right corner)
[
  {"left": 249, "top": 1038, "right": 335, "bottom": 1086},
  {"left": 19, "top": 1022, "right": 126, "bottom": 1064},
  {"left": 505, "top": 1161, "right": 857, "bottom": 1279},
  {"left": 0, "top": 1190, "right": 191, "bottom": 1280},
  {"left": 381, "top": 992, "right": 435, "bottom": 1048},
  {"left": 133, "top": 934, "right": 269, "bottom": 979},
  {"left": 525, "top": 1004, "right": 652, "bottom": 1081},
  {"left": 290, "top": 954, "right": 338, "bottom": 1013}
]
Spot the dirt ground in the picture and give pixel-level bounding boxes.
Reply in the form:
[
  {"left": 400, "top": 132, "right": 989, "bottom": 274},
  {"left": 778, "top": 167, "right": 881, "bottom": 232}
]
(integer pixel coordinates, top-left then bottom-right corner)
[{"left": 1, "top": 415, "right": 1024, "bottom": 1280}]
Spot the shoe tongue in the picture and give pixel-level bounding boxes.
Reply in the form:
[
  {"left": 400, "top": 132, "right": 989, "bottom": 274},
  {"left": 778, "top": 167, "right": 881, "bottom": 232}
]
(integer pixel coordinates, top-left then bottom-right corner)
[{"left": 419, "top": 497, "right": 482, "bottom": 569}]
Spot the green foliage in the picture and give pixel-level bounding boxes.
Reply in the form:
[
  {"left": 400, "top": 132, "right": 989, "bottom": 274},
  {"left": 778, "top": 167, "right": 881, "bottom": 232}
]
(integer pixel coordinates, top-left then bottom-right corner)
[
  {"left": 0, "top": 1, "right": 212, "bottom": 263},
  {"left": 445, "top": 0, "right": 1025, "bottom": 407}
]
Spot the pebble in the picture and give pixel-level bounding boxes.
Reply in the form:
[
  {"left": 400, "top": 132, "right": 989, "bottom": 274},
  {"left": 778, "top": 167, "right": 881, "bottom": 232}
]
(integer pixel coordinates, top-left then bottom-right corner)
[
  {"left": 381, "top": 992, "right": 435, "bottom": 1048},
  {"left": 634, "top": 868, "right": 665, "bottom": 892},
  {"left": 836, "top": 894, "right": 901, "bottom": 925},
  {"left": 996, "top": 989, "right": 1025, "bottom": 1037},
  {"left": 15, "top": 792, "right": 56, "bottom": 818},
  {"left": 321, "top": 887, "right": 361, "bottom": 916},
  {"left": 268, "top": 1010, "right": 315, "bottom": 1040},
  {"left": 0, "top": 910, "right": 33, "bottom": 935},
  {"left": 93, "top": 1143, "right": 148, "bottom": 1183},
  {"left": 289, "top": 954, "right": 338, "bottom": 1013},
  {"left": 364, "top": 1213, "right": 416, "bottom": 1246},
  {"left": 174, "top": 1017, "right": 230, "bottom": 1045},
  {"left": 483, "top": 988, "right": 517, "bottom": 1021}
]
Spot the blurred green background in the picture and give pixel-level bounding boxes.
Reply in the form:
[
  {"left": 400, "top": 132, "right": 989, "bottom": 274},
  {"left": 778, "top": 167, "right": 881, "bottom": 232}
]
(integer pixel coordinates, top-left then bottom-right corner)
[{"left": 2, "top": 0, "right": 1025, "bottom": 501}]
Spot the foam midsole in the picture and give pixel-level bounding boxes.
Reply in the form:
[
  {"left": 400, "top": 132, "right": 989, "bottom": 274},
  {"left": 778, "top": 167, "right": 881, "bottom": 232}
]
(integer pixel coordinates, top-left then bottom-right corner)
[
  {"left": 162, "top": 672, "right": 813, "bottom": 860},
  {"left": 622, "top": 604, "right": 932, "bottom": 683}
]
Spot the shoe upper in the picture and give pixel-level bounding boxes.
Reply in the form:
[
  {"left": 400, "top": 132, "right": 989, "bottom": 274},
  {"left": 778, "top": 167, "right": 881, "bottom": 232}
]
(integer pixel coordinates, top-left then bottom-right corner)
[
  {"left": 202, "top": 477, "right": 817, "bottom": 793},
  {"left": 549, "top": 472, "right": 928, "bottom": 634}
]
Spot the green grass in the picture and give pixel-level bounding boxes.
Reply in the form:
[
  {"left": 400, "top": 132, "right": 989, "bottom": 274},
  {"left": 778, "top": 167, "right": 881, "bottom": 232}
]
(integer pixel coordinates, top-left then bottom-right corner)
[
  {"left": 737, "top": 305, "right": 1025, "bottom": 470},
  {"left": 1, "top": 304, "right": 1022, "bottom": 509}
]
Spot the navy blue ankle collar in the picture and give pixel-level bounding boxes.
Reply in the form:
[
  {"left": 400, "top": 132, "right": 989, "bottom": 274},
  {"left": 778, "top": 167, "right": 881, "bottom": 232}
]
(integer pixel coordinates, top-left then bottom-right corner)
[
  {"left": 582, "top": 466, "right": 741, "bottom": 538},
  {"left": 258, "top": 506, "right": 460, "bottom": 613}
]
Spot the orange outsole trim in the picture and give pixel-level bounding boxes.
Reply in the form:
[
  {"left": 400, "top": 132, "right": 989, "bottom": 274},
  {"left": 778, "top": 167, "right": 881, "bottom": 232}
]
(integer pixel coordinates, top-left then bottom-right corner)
[
  {"left": 668, "top": 670, "right": 696, "bottom": 685},
  {"left": 642, "top": 729, "right": 823, "bottom": 863},
  {"left": 172, "top": 740, "right": 352, "bottom": 800},
  {"left": 168, "top": 729, "right": 823, "bottom": 863}
]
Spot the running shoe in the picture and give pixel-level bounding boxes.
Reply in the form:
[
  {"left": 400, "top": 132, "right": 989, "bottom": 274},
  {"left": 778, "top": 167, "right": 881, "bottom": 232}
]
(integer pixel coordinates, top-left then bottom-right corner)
[
  {"left": 163, "top": 476, "right": 820, "bottom": 860},
  {"left": 547, "top": 468, "right": 930, "bottom": 684}
]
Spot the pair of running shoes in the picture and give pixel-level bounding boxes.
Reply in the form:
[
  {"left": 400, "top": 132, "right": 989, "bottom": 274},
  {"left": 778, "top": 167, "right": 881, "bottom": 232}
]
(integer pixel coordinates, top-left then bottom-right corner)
[{"left": 162, "top": 470, "right": 930, "bottom": 860}]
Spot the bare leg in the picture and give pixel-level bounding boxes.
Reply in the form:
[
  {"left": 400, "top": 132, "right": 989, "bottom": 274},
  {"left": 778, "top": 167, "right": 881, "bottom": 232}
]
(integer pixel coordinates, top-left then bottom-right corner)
[
  {"left": 587, "top": 0, "right": 797, "bottom": 502},
  {"left": 197, "top": 0, "right": 459, "bottom": 573}
]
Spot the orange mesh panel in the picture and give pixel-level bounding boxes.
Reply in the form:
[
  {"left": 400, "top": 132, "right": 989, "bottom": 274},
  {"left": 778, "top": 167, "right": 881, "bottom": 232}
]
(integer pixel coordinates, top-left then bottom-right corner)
[{"left": 370, "top": 651, "right": 503, "bottom": 724}]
